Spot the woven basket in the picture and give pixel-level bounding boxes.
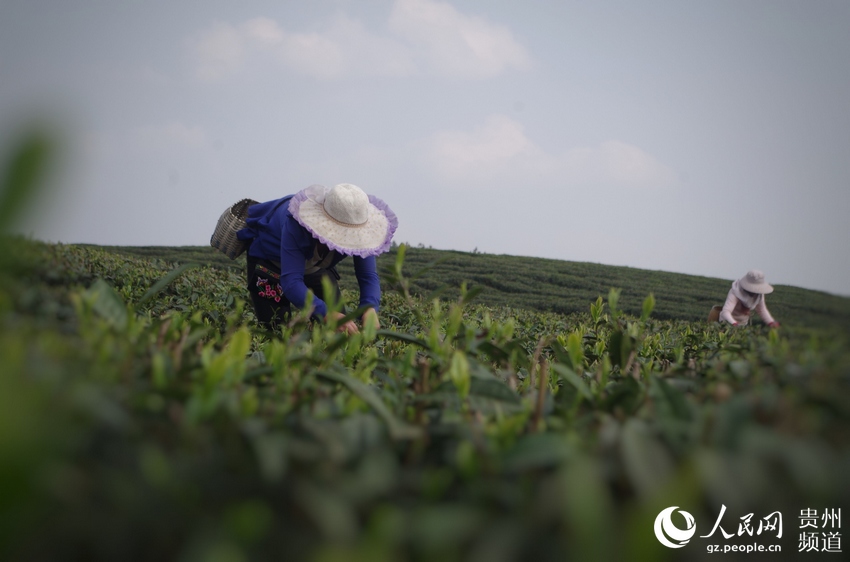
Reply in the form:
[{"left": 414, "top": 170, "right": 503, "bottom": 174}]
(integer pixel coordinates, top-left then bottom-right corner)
[
  {"left": 210, "top": 198, "right": 259, "bottom": 259},
  {"left": 707, "top": 305, "right": 723, "bottom": 323}
]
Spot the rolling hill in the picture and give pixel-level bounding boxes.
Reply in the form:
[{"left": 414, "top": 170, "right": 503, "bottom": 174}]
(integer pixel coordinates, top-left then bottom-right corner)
[{"left": 90, "top": 243, "right": 850, "bottom": 334}]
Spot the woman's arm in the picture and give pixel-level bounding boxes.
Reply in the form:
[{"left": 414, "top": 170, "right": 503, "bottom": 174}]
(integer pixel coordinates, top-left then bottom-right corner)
[
  {"left": 353, "top": 255, "right": 381, "bottom": 312},
  {"left": 719, "top": 291, "right": 740, "bottom": 325},
  {"left": 754, "top": 298, "right": 778, "bottom": 327},
  {"left": 278, "top": 220, "right": 328, "bottom": 319}
]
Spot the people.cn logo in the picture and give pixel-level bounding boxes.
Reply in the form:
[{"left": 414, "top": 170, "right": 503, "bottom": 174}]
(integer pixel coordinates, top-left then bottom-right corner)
[{"left": 654, "top": 506, "right": 696, "bottom": 548}]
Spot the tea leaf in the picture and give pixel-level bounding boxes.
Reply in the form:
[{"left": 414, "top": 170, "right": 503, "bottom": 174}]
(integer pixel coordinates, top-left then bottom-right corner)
[
  {"left": 641, "top": 293, "right": 655, "bottom": 322},
  {"left": 0, "top": 130, "right": 53, "bottom": 232},
  {"left": 317, "top": 370, "right": 422, "bottom": 440},
  {"left": 136, "top": 262, "right": 200, "bottom": 306},
  {"left": 85, "top": 279, "right": 129, "bottom": 330}
]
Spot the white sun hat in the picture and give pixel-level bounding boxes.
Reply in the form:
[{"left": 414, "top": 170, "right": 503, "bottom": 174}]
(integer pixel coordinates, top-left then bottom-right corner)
[
  {"left": 739, "top": 269, "right": 774, "bottom": 294},
  {"left": 288, "top": 183, "right": 398, "bottom": 257}
]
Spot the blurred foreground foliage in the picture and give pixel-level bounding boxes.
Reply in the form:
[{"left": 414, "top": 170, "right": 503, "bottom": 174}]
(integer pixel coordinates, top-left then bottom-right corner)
[{"left": 1, "top": 238, "right": 849, "bottom": 562}]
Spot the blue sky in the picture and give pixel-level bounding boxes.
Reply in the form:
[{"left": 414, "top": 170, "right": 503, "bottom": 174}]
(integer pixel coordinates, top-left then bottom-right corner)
[{"left": 2, "top": 0, "right": 849, "bottom": 295}]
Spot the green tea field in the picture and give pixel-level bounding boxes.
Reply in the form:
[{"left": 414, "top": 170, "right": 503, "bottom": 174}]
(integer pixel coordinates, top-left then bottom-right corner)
[
  {"left": 2, "top": 238, "right": 849, "bottom": 561},
  {"left": 95, "top": 243, "right": 850, "bottom": 333}
]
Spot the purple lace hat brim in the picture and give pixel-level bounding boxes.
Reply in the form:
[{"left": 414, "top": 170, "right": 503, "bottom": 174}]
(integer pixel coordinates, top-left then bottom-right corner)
[{"left": 289, "top": 189, "right": 398, "bottom": 258}]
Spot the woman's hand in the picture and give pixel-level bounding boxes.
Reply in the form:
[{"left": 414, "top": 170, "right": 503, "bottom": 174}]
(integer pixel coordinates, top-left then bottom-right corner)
[
  {"left": 328, "top": 311, "right": 359, "bottom": 335},
  {"left": 768, "top": 321, "right": 780, "bottom": 328}
]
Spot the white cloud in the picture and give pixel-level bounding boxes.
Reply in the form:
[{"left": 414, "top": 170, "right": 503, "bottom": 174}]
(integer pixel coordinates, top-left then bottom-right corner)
[
  {"left": 269, "top": 14, "right": 414, "bottom": 80},
  {"left": 388, "top": 0, "right": 533, "bottom": 78},
  {"left": 242, "top": 17, "right": 285, "bottom": 45},
  {"left": 274, "top": 29, "right": 348, "bottom": 79},
  {"left": 187, "top": 0, "right": 531, "bottom": 81},
  {"left": 428, "top": 115, "right": 549, "bottom": 180},
  {"left": 562, "top": 140, "right": 679, "bottom": 189},
  {"left": 190, "top": 14, "right": 413, "bottom": 81},
  {"left": 425, "top": 115, "right": 678, "bottom": 190},
  {"left": 239, "top": 16, "right": 348, "bottom": 79},
  {"left": 188, "top": 22, "right": 244, "bottom": 81}
]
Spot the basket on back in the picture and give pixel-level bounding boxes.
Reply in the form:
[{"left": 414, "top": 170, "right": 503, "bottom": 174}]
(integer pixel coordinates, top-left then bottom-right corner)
[
  {"left": 210, "top": 198, "right": 259, "bottom": 259},
  {"left": 707, "top": 305, "right": 723, "bottom": 323}
]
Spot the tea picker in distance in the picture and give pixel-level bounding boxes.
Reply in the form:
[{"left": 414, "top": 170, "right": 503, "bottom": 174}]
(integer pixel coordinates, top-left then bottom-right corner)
[
  {"left": 233, "top": 183, "right": 397, "bottom": 334},
  {"left": 709, "top": 269, "right": 780, "bottom": 328}
]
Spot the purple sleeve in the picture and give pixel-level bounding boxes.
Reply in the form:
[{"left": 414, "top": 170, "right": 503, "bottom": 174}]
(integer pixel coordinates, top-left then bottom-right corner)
[
  {"left": 354, "top": 255, "right": 381, "bottom": 312},
  {"left": 278, "top": 218, "right": 328, "bottom": 319}
]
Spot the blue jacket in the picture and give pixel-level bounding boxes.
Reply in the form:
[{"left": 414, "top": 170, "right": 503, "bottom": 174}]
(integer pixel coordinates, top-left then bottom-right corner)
[{"left": 237, "top": 196, "right": 381, "bottom": 319}]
